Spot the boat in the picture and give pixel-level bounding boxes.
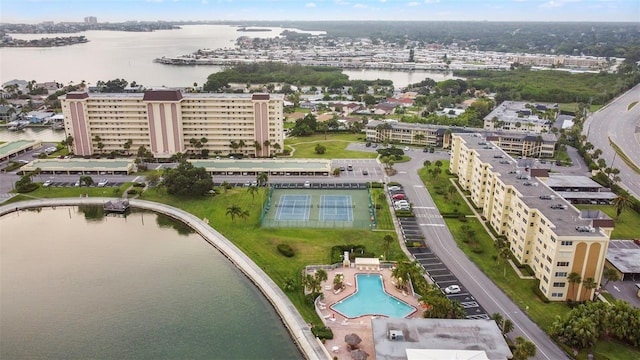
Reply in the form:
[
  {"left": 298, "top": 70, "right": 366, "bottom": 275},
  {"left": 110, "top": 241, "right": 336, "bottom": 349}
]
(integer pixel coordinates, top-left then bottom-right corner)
[
  {"left": 52, "top": 122, "right": 65, "bottom": 130},
  {"left": 7, "top": 120, "right": 29, "bottom": 131}
]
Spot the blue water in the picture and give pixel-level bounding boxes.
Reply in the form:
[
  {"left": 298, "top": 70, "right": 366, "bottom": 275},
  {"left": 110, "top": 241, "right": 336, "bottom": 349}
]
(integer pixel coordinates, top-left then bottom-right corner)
[{"left": 331, "top": 274, "right": 416, "bottom": 318}]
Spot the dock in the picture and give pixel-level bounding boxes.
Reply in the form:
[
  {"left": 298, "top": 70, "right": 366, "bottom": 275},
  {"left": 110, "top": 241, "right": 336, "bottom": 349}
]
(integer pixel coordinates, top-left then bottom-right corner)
[{"left": 103, "top": 199, "right": 130, "bottom": 213}]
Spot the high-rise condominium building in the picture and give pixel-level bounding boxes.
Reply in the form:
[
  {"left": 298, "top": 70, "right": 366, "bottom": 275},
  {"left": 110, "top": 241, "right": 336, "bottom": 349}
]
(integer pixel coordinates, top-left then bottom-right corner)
[
  {"left": 449, "top": 133, "right": 613, "bottom": 302},
  {"left": 61, "top": 90, "right": 284, "bottom": 159},
  {"left": 84, "top": 16, "right": 97, "bottom": 24}
]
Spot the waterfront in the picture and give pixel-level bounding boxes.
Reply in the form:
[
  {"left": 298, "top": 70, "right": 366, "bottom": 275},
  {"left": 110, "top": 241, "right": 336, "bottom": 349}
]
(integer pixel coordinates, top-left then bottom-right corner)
[
  {"left": 0, "top": 127, "right": 65, "bottom": 143},
  {"left": 1, "top": 25, "right": 454, "bottom": 89},
  {"left": 0, "top": 207, "right": 302, "bottom": 359}
]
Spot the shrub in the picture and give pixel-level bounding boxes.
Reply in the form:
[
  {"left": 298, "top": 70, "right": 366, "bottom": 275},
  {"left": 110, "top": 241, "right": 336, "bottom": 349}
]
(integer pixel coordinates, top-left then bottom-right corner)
[
  {"left": 277, "top": 243, "right": 295, "bottom": 257},
  {"left": 127, "top": 189, "right": 138, "bottom": 195},
  {"left": 311, "top": 326, "right": 334, "bottom": 340},
  {"left": 368, "top": 182, "right": 383, "bottom": 188},
  {"left": 532, "top": 279, "right": 550, "bottom": 303},
  {"left": 387, "top": 181, "right": 402, "bottom": 187},
  {"left": 133, "top": 182, "right": 145, "bottom": 187}
]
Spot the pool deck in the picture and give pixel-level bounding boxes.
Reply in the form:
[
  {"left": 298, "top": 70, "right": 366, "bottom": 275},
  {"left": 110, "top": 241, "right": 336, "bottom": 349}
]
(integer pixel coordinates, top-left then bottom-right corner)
[{"left": 315, "top": 266, "right": 423, "bottom": 359}]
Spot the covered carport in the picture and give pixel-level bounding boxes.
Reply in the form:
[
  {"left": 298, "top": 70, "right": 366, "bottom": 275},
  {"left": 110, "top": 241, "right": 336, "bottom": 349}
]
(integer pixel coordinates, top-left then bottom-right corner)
[
  {"left": 605, "top": 240, "right": 640, "bottom": 281},
  {"left": 20, "top": 159, "right": 137, "bottom": 175},
  {"left": 190, "top": 159, "right": 332, "bottom": 177}
]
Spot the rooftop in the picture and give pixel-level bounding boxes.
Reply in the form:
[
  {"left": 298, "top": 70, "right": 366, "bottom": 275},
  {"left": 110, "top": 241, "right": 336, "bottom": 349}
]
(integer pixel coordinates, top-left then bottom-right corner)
[
  {"left": 371, "top": 318, "right": 512, "bottom": 360},
  {"left": 64, "top": 91, "right": 284, "bottom": 101},
  {"left": 484, "top": 100, "right": 557, "bottom": 125},
  {"left": 0, "top": 140, "right": 41, "bottom": 158},
  {"left": 545, "top": 175, "right": 603, "bottom": 189},
  {"left": 190, "top": 159, "right": 331, "bottom": 171},
  {"left": 606, "top": 240, "right": 640, "bottom": 274},
  {"left": 456, "top": 133, "right": 611, "bottom": 237}
]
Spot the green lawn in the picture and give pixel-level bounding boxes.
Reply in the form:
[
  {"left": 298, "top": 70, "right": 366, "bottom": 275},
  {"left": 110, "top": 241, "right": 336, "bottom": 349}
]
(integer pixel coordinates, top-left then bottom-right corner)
[
  {"left": 575, "top": 205, "right": 640, "bottom": 239},
  {"left": 285, "top": 133, "right": 376, "bottom": 159},
  {"left": 138, "top": 186, "right": 406, "bottom": 323},
  {"left": 576, "top": 339, "right": 640, "bottom": 360},
  {"left": 418, "top": 162, "right": 473, "bottom": 215},
  {"left": 371, "top": 188, "right": 394, "bottom": 230},
  {"left": 6, "top": 183, "right": 129, "bottom": 202},
  {"left": 445, "top": 217, "right": 568, "bottom": 331}
]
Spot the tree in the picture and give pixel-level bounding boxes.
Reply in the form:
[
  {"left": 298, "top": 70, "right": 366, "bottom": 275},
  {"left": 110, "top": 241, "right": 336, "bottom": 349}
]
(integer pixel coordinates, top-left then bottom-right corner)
[
  {"left": 582, "top": 277, "right": 598, "bottom": 301},
  {"left": 123, "top": 139, "right": 133, "bottom": 155},
  {"left": 79, "top": 175, "right": 94, "bottom": 186},
  {"left": 226, "top": 204, "right": 243, "bottom": 223},
  {"left": 161, "top": 160, "right": 213, "bottom": 197},
  {"left": 314, "top": 143, "right": 326, "bottom": 154},
  {"left": 602, "top": 268, "right": 620, "bottom": 287},
  {"left": 447, "top": 184, "right": 457, "bottom": 199},
  {"left": 512, "top": 337, "right": 536, "bottom": 360},
  {"left": 146, "top": 172, "right": 161, "bottom": 186},
  {"left": 567, "top": 272, "right": 582, "bottom": 301},
  {"left": 318, "top": 122, "right": 329, "bottom": 140},
  {"left": 315, "top": 269, "right": 328, "bottom": 283},
  {"left": 382, "top": 235, "right": 393, "bottom": 260},
  {"left": 256, "top": 172, "right": 269, "bottom": 187},
  {"left": 247, "top": 185, "right": 259, "bottom": 202},
  {"left": 611, "top": 191, "right": 632, "bottom": 220}
]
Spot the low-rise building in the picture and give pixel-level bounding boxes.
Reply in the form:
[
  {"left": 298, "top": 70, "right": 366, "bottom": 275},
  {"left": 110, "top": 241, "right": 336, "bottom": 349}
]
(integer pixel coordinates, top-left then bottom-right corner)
[
  {"left": 484, "top": 101, "right": 557, "bottom": 134},
  {"left": 450, "top": 133, "right": 613, "bottom": 302}
]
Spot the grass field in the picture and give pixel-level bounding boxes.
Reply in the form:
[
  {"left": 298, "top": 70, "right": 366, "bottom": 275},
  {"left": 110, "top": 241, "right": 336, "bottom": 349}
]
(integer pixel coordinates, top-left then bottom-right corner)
[
  {"left": 5, "top": 183, "right": 129, "bottom": 202},
  {"left": 418, "top": 161, "right": 473, "bottom": 215},
  {"left": 285, "top": 133, "right": 376, "bottom": 159},
  {"left": 136, "top": 186, "right": 405, "bottom": 323}
]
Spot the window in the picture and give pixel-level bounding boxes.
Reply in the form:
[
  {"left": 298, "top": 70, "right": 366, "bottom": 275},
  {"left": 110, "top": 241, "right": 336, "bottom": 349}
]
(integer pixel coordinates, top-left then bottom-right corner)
[
  {"left": 561, "top": 241, "right": 573, "bottom": 246},
  {"left": 555, "top": 272, "right": 568, "bottom": 277},
  {"left": 551, "top": 292, "right": 564, "bottom": 298},
  {"left": 557, "top": 261, "right": 569, "bottom": 267},
  {"left": 553, "top": 282, "right": 566, "bottom": 287}
]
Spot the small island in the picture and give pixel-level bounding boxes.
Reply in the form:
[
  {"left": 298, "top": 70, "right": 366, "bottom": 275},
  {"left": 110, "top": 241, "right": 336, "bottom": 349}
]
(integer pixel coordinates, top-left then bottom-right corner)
[
  {"left": 1, "top": 35, "right": 89, "bottom": 48},
  {"left": 237, "top": 27, "right": 272, "bottom": 32}
]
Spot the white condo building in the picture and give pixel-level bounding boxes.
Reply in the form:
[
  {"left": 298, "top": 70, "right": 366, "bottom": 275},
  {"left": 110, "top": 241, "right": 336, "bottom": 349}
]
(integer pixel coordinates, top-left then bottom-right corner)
[{"left": 61, "top": 90, "right": 284, "bottom": 159}]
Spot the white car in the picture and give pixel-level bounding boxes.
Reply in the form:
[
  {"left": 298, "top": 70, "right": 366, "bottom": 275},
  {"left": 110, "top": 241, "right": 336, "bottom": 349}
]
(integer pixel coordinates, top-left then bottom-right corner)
[
  {"left": 304, "top": 181, "right": 311, "bottom": 188},
  {"left": 388, "top": 186, "right": 402, "bottom": 191},
  {"left": 444, "top": 285, "right": 461, "bottom": 294},
  {"left": 43, "top": 180, "right": 52, "bottom": 187},
  {"left": 394, "top": 200, "right": 409, "bottom": 206},
  {"left": 97, "top": 179, "right": 109, "bottom": 187},
  {"left": 404, "top": 146, "right": 410, "bottom": 151}
]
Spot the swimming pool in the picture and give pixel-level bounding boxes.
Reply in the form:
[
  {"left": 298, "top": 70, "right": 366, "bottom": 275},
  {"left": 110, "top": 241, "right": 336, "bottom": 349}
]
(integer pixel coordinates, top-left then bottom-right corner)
[{"left": 331, "top": 274, "right": 416, "bottom": 318}]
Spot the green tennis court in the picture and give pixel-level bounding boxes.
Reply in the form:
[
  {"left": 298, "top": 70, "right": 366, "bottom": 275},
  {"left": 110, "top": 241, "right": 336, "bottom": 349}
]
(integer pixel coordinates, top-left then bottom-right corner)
[{"left": 261, "top": 189, "right": 375, "bottom": 229}]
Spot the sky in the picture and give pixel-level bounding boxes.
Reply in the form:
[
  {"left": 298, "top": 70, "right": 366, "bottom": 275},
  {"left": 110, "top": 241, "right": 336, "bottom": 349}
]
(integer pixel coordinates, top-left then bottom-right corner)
[{"left": 1, "top": 0, "right": 638, "bottom": 23}]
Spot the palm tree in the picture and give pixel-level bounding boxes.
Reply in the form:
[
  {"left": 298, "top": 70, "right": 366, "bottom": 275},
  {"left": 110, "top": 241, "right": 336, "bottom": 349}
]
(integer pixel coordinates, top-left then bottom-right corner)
[
  {"left": 602, "top": 268, "right": 620, "bottom": 287},
  {"left": 512, "top": 337, "right": 536, "bottom": 360},
  {"left": 247, "top": 185, "right": 259, "bottom": 202},
  {"left": 256, "top": 172, "right": 269, "bottom": 187},
  {"left": 582, "top": 277, "right": 598, "bottom": 301},
  {"left": 567, "top": 272, "right": 582, "bottom": 301},
  {"left": 253, "top": 141, "right": 262, "bottom": 156},
  {"left": 611, "top": 191, "right": 632, "bottom": 220},
  {"left": 502, "top": 318, "right": 514, "bottom": 335},
  {"left": 413, "top": 133, "right": 425, "bottom": 144},
  {"left": 225, "top": 204, "right": 243, "bottom": 222},
  {"left": 239, "top": 209, "right": 250, "bottom": 222},
  {"left": 382, "top": 235, "right": 393, "bottom": 260},
  {"left": 315, "top": 269, "right": 328, "bottom": 283},
  {"left": 263, "top": 140, "right": 271, "bottom": 155}
]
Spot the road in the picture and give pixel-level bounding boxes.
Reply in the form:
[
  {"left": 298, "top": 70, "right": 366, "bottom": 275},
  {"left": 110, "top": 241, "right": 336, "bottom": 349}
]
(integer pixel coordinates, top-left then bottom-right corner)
[
  {"left": 0, "top": 146, "right": 571, "bottom": 359},
  {"left": 392, "top": 150, "right": 569, "bottom": 360},
  {"left": 584, "top": 84, "right": 640, "bottom": 198}
]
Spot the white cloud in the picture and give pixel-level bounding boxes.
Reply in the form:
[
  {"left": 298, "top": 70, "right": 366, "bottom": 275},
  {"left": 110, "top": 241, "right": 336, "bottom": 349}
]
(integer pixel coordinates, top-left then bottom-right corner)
[
  {"left": 306, "top": 2, "right": 316, "bottom": 7},
  {"left": 407, "top": 1, "right": 420, "bottom": 6},
  {"left": 354, "top": 3, "right": 367, "bottom": 8},
  {"left": 424, "top": 0, "right": 440, "bottom": 3}
]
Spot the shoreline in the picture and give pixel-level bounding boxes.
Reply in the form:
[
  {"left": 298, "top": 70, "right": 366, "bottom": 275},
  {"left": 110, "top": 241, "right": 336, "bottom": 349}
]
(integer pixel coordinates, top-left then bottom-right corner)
[{"left": 0, "top": 198, "right": 328, "bottom": 360}]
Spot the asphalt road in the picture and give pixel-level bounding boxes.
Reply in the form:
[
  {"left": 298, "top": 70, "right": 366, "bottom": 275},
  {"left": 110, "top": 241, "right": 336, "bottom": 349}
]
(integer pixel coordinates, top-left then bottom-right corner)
[
  {"left": 392, "top": 151, "right": 569, "bottom": 360},
  {"left": 584, "top": 84, "right": 640, "bottom": 198}
]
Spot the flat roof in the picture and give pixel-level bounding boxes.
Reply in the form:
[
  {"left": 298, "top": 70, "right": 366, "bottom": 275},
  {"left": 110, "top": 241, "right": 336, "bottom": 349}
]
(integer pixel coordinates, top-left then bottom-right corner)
[
  {"left": 190, "top": 159, "right": 331, "bottom": 171},
  {"left": 456, "top": 133, "right": 610, "bottom": 237},
  {"left": 372, "top": 318, "right": 512, "bottom": 360},
  {"left": 546, "top": 175, "right": 603, "bottom": 188},
  {"left": 22, "top": 159, "right": 136, "bottom": 171},
  {"left": 606, "top": 240, "right": 640, "bottom": 274},
  {"left": 64, "top": 91, "right": 284, "bottom": 101},
  {"left": 0, "top": 140, "right": 41, "bottom": 158},
  {"left": 556, "top": 191, "right": 617, "bottom": 200}
]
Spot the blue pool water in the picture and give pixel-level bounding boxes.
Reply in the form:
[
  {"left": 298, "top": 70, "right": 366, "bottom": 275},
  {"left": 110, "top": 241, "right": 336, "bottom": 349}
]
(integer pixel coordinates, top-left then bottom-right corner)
[{"left": 331, "top": 274, "right": 416, "bottom": 318}]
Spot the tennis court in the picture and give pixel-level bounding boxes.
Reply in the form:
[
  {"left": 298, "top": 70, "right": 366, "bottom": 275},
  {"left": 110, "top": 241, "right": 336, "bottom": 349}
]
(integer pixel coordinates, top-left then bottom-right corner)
[
  {"left": 261, "top": 188, "right": 374, "bottom": 229},
  {"left": 275, "top": 194, "right": 312, "bottom": 221}
]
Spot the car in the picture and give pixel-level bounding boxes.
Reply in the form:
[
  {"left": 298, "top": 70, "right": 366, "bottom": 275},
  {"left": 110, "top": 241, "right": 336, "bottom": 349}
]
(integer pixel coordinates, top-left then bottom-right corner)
[
  {"left": 97, "top": 179, "right": 109, "bottom": 187},
  {"left": 304, "top": 181, "right": 311, "bottom": 188},
  {"left": 16, "top": 159, "right": 30, "bottom": 164},
  {"left": 392, "top": 194, "right": 406, "bottom": 200},
  {"left": 444, "top": 285, "right": 461, "bottom": 294},
  {"left": 365, "top": 142, "right": 371, "bottom": 148},
  {"left": 32, "top": 152, "right": 42, "bottom": 158},
  {"left": 429, "top": 148, "right": 435, "bottom": 153},
  {"left": 347, "top": 165, "right": 353, "bottom": 171},
  {"left": 243, "top": 181, "right": 251, "bottom": 187},
  {"left": 388, "top": 186, "right": 402, "bottom": 191},
  {"left": 550, "top": 204, "right": 567, "bottom": 210},
  {"left": 362, "top": 169, "right": 368, "bottom": 175},
  {"left": 340, "top": 166, "right": 346, "bottom": 171},
  {"left": 394, "top": 200, "right": 409, "bottom": 207},
  {"left": 372, "top": 144, "right": 378, "bottom": 148},
  {"left": 404, "top": 146, "right": 410, "bottom": 151},
  {"left": 555, "top": 160, "right": 562, "bottom": 166},
  {"left": 43, "top": 180, "right": 52, "bottom": 187},
  {"left": 74, "top": 180, "right": 81, "bottom": 187}
]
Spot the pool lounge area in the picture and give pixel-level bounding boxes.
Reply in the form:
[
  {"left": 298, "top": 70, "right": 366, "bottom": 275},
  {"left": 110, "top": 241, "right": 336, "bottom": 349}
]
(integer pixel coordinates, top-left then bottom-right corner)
[{"left": 312, "top": 266, "right": 423, "bottom": 359}]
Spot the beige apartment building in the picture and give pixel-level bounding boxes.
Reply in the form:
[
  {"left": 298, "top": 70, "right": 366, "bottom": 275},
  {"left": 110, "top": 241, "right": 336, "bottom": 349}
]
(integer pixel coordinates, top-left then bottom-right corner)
[
  {"left": 61, "top": 90, "right": 284, "bottom": 159},
  {"left": 450, "top": 133, "right": 613, "bottom": 301}
]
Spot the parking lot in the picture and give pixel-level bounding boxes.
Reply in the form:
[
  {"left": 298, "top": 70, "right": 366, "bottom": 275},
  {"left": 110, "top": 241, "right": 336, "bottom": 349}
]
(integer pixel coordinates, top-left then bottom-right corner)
[
  {"left": 331, "top": 159, "right": 383, "bottom": 178},
  {"left": 392, "top": 184, "right": 490, "bottom": 320},
  {"left": 40, "top": 179, "right": 125, "bottom": 188}
]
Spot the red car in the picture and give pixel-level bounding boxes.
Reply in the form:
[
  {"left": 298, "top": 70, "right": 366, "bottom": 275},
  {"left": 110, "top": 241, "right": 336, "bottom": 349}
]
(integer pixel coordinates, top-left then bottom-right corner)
[{"left": 392, "top": 194, "right": 406, "bottom": 200}]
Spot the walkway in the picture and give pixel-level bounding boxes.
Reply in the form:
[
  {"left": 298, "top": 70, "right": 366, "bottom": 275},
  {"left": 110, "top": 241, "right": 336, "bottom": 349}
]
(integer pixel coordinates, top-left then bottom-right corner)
[{"left": 0, "top": 198, "right": 327, "bottom": 360}]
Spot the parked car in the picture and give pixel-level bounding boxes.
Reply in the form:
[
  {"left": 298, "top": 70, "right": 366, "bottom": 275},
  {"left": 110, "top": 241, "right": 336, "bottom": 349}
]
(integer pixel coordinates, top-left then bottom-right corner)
[
  {"left": 392, "top": 194, "right": 406, "bottom": 200},
  {"left": 304, "top": 181, "right": 311, "bottom": 188},
  {"left": 97, "top": 179, "right": 109, "bottom": 187},
  {"left": 444, "top": 285, "right": 461, "bottom": 294},
  {"left": 362, "top": 169, "right": 368, "bottom": 175},
  {"left": 347, "top": 165, "right": 353, "bottom": 171},
  {"left": 43, "top": 180, "right": 52, "bottom": 187},
  {"left": 404, "top": 146, "right": 410, "bottom": 151},
  {"left": 388, "top": 186, "right": 402, "bottom": 191}
]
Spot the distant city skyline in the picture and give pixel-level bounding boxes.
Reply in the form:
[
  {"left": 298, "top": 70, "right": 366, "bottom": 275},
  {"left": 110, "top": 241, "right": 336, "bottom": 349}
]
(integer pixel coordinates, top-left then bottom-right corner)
[{"left": 1, "top": 0, "right": 638, "bottom": 23}]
